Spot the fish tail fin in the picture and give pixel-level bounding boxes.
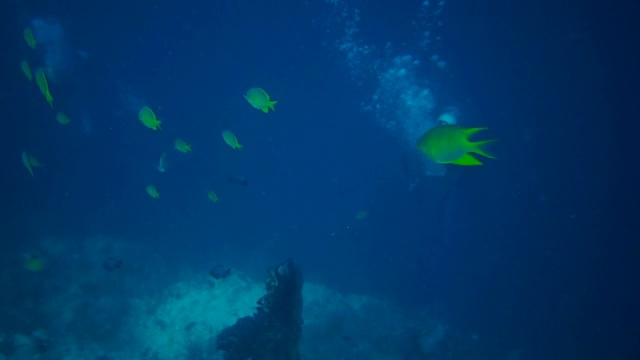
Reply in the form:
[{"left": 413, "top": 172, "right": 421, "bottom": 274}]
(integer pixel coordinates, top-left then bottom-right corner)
[
  {"left": 237, "top": 144, "right": 244, "bottom": 150},
  {"left": 269, "top": 100, "right": 277, "bottom": 112},
  {"left": 470, "top": 139, "right": 497, "bottom": 159}
]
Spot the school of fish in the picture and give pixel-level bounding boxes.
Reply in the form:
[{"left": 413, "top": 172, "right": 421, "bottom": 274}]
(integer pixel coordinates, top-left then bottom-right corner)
[{"left": 17, "top": 23, "right": 495, "bottom": 227}]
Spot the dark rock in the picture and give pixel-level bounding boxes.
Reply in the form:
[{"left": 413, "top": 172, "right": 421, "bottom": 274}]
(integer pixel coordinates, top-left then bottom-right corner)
[
  {"left": 216, "top": 259, "right": 303, "bottom": 360},
  {"left": 184, "top": 321, "right": 197, "bottom": 332},
  {"left": 209, "top": 264, "right": 231, "bottom": 280},
  {"left": 102, "top": 257, "right": 123, "bottom": 272}
]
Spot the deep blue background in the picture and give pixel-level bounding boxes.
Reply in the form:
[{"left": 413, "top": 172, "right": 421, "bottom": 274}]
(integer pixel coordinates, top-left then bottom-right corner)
[{"left": 1, "top": 0, "right": 637, "bottom": 358}]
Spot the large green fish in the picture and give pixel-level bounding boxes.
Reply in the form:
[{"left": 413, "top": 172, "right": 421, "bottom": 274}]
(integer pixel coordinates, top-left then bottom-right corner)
[{"left": 416, "top": 125, "right": 495, "bottom": 166}]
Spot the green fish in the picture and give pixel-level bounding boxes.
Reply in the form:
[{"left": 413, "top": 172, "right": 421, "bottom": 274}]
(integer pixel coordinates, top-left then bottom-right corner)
[
  {"left": 207, "top": 191, "right": 219, "bottom": 203},
  {"left": 222, "top": 130, "right": 243, "bottom": 150},
  {"left": 174, "top": 138, "right": 192, "bottom": 153},
  {"left": 146, "top": 185, "right": 160, "bottom": 199},
  {"left": 139, "top": 106, "right": 161, "bottom": 130},
  {"left": 35, "top": 69, "right": 53, "bottom": 107},
  {"left": 416, "top": 125, "right": 495, "bottom": 166},
  {"left": 23, "top": 27, "right": 36, "bottom": 49},
  {"left": 21, "top": 60, "right": 33, "bottom": 81},
  {"left": 56, "top": 112, "right": 71, "bottom": 125},
  {"left": 244, "top": 87, "right": 277, "bottom": 113}
]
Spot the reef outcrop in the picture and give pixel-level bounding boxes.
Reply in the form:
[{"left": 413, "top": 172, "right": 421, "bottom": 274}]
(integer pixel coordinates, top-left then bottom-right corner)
[{"left": 216, "top": 259, "right": 303, "bottom": 360}]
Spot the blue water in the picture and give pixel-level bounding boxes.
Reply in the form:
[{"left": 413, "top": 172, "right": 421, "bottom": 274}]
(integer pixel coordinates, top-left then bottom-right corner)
[{"left": 1, "top": 0, "right": 636, "bottom": 358}]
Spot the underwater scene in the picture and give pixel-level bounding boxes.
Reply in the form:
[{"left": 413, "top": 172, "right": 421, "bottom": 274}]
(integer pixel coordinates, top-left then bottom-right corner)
[{"left": 0, "top": 0, "right": 636, "bottom": 359}]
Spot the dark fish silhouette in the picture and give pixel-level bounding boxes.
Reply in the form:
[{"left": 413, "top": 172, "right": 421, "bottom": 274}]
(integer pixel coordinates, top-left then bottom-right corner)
[
  {"left": 227, "top": 175, "right": 248, "bottom": 187},
  {"left": 209, "top": 264, "right": 231, "bottom": 279},
  {"left": 102, "top": 257, "right": 123, "bottom": 272}
]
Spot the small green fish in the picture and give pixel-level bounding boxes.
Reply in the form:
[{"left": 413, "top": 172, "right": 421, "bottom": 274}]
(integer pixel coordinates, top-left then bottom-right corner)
[
  {"left": 56, "top": 112, "right": 71, "bottom": 125},
  {"left": 146, "top": 185, "right": 160, "bottom": 199},
  {"left": 244, "top": 87, "right": 277, "bottom": 113},
  {"left": 21, "top": 60, "right": 33, "bottom": 81},
  {"left": 174, "top": 138, "right": 192, "bottom": 153},
  {"left": 222, "top": 130, "right": 243, "bottom": 150},
  {"left": 23, "top": 27, "right": 36, "bottom": 49},
  {"left": 35, "top": 69, "right": 53, "bottom": 107},
  {"left": 207, "top": 191, "right": 219, "bottom": 203},
  {"left": 139, "top": 106, "right": 161, "bottom": 130}
]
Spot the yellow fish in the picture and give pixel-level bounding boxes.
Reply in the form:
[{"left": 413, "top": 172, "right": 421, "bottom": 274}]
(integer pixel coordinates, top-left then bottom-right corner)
[
  {"left": 21, "top": 60, "right": 33, "bottom": 81},
  {"left": 21, "top": 151, "right": 42, "bottom": 176},
  {"left": 222, "top": 130, "right": 243, "bottom": 150},
  {"left": 138, "top": 106, "right": 161, "bottom": 130},
  {"left": 23, "top": 27, "right": 36, "bottom": 49},
  {"left": 174, "top": 138, "right": 192, "bottom": 153},
  {"left": 244, "top": 87, "right": 277, "bottom": 113},
  {"left": 56, "top": 112, "right": 71, "bottom": 125},
  {"left": 207, "top": 191, "right": 219, "bottom": 203},
  {"left": 416, "top": 125, "right": 495, "bottom": 166},
  {"left": 35, "top": 69, "right": 53, "bottom": 107},
  {"left": 355, "top": 210, "right": 368, "bottom": 220},
  {"left": 24, "top": 256, "right": 44, "bottom": 272},
  {"left": 146, "top": 185, "right": 159, "bottom": 199}
]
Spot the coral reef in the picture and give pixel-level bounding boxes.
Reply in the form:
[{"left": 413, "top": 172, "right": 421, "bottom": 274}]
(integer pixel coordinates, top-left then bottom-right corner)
[{"left": 1, "top": 236, "right": 456, "bottom": 359}]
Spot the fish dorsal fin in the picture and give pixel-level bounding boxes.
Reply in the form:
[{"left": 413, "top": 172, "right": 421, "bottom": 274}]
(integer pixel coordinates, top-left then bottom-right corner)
[
  {"left": 464, "top": 127, "right": 488, "bottom": 138},
  {"left": 451, "top": 153, "right": 483, "bottom": 166}
]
